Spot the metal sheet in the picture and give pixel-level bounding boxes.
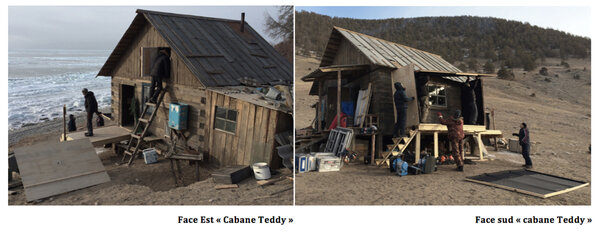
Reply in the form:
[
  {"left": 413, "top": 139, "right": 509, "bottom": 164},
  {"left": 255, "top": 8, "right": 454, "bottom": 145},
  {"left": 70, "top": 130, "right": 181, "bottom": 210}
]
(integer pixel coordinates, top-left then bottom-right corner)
[
  {"left": 330, "top": 27, "right": 464, "bottom": 73},
  {"left": 98, "top": 9, "right": 291, "bottom": 87}
]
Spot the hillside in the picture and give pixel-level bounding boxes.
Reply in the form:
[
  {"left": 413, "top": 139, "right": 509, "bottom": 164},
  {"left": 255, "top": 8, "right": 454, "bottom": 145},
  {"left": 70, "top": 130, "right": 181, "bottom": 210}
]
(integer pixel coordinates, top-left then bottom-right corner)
[{"left": 295, "top": 11, "right": 590, "bottom": 71}]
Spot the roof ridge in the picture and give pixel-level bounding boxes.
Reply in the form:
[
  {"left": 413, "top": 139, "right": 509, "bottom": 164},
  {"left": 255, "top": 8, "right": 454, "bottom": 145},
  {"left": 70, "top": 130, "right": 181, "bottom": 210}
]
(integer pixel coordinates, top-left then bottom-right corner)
[
  {"left": 333, "top": 26, "right": 444, "bottom": 58},
  {"left": 136, "top": 9, "right": 242, "bottom": 24}
]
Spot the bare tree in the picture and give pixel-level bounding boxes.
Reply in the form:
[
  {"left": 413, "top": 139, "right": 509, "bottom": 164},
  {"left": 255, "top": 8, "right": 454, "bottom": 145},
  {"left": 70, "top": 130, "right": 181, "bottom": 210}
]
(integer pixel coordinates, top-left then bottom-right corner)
[{"left": 264, "top": 6, "right": 293, "bottom": 62}]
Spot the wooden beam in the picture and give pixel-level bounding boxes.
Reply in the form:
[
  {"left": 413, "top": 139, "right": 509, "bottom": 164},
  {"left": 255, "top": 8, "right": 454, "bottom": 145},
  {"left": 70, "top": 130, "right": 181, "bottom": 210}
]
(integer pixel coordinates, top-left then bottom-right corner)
[
  {"left": 337, "top": 70, "right": 341, "bottom": 127},
  {"left": 317, "top": 79, "right": 323, "bottom": 131},
  {"left": 415, "top": 131, "right": 421, "bottom": 165},
  {"left": 370, "top": 133, "right": 376, "bottom": 165},
  {"left": 319, "top": 64, "right": 370, "bottom": 73},
  {"left": 433, "top": 132, "right": 438, "bottom": 158}
]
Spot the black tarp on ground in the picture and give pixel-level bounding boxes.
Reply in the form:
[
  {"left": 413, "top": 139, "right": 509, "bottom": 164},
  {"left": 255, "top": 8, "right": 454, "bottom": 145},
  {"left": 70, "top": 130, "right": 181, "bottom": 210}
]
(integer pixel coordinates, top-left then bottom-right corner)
[{"left": 466, "top": 170, "right": 588, "bottom": 198}]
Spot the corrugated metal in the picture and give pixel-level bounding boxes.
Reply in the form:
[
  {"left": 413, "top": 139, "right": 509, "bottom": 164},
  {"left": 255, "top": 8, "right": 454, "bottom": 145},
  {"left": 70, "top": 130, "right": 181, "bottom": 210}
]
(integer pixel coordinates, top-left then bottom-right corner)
[
  {"left": 332, "top": 27, "right": 462, "bottom": 73},
  {"left": 98, "top": 9, "right": 292, "bottom": 87}
]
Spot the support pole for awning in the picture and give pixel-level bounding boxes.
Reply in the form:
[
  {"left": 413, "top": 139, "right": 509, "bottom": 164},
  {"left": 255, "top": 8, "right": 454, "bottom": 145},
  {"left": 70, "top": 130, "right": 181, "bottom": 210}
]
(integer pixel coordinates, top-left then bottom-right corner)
[{"left": 337, "top": 70, "right": 341, "bottom": 127}]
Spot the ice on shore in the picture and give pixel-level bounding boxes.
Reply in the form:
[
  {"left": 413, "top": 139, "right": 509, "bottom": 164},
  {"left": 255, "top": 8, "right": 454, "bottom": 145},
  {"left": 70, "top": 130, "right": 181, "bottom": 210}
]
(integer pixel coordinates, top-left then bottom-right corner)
[{"left": 8, "top": 49, "right": 111, "bottom": 130}]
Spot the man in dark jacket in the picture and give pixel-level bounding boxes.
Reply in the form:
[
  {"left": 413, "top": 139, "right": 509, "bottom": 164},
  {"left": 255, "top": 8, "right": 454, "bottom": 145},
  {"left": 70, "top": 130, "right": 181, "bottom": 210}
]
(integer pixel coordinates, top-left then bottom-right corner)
[
  {"left": 416, "top": 76, "right": 430, "bottom": 122},
  {"left": 82, "top": 88, "right": 98, "bottom": 136},
  {"left": 512, "top": 122, "right": 532, "bottom": 168},
  {"left": 149, "top": 48, "right": 171, "bottom": 103},
  {"left": 438, "top": 110, "right": 465, "bottom": 171},
  {"left": 462, "top": 79, "right": 479, "bottom": 125},
  {"left": 393, "top": 82, "right": 415, "bottom": 138}
]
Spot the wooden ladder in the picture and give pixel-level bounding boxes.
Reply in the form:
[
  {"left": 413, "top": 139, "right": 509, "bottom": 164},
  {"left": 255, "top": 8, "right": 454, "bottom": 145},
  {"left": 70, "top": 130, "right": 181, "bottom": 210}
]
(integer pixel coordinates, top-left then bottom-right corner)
[
  {"left": 377, "top": 130, "right": 417, "bottom": 167},
  {"left": 122, "top": 89, "right": 166, "bottom": 166}
]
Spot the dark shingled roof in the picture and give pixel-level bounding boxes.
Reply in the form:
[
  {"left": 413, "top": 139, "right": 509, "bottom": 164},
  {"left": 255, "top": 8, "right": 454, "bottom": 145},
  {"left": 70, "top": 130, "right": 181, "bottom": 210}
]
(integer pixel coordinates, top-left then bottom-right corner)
[{"left": 98, "top": 9, "right": 292, "bottom": 87}]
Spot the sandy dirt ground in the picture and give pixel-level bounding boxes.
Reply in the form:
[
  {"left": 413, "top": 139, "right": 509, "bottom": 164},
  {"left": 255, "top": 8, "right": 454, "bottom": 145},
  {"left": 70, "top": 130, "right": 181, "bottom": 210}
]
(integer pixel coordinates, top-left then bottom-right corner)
[
  {"left": 9, "top": 118, "right": 293, "bottom": 205},
  {"left": 295, "top": 54, "right": 591, "bottom": 205}
]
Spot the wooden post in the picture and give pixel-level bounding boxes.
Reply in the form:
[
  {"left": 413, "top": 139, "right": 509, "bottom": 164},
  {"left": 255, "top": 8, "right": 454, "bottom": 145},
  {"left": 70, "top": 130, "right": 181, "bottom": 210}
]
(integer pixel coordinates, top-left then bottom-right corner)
[
  {"left": 337, "top": 70, "right": 341, "bottom": 128},
  {"left": 491, "top": 109, "right": 498, "bottom": 151},
  {"left": 433, "top": 132, "right": 438, "bottom": 158},
  {"left": 370, "top": 133, "right": 376, "bottom": 165},
  {"left": 415, "top": 131, "right": 421, "bottom": 164},
  {"left": 477, "top": 133, "right": 484, "bottom": 160},
  {"left": 63, "top": 105, "right": 67, "bottom": 141},
  {"left": 317, "top": 79, "right": 323, "bottom": 131}
]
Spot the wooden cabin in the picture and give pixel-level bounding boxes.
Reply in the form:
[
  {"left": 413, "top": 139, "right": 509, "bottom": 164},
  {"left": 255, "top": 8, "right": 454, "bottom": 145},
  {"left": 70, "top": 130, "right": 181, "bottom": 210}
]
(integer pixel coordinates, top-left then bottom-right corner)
[
  {"left": 97, "top": 10, "right": 293, "bottom": 168},
  {"left": 301, "top": 27, "right": 501, "bottom": 164}
]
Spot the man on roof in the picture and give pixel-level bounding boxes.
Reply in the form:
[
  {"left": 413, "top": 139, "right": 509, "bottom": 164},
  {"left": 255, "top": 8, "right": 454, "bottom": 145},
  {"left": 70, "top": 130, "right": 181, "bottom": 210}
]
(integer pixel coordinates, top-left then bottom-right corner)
[{"left": 149, "top": 47, "right": 171, "bottom": 103}]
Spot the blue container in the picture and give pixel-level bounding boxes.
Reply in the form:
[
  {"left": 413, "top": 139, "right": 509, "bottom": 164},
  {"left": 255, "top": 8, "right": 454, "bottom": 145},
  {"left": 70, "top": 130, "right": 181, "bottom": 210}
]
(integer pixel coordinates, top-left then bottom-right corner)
[
  {"left": 168, "top": 103, "right": 189, "bottom": 130},
  {"left": 298, "top": 155, "right": 308, "bottom": 173}
]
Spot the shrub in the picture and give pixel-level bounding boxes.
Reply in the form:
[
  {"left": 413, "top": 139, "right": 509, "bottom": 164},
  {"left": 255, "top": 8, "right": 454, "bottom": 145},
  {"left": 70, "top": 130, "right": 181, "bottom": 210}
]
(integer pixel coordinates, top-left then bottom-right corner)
[
  {"left": 497, "top": 68, "right": 515, "bottom": 80},
  {"left": 539, "top": 67, "right": 549, "bottom": 76}
]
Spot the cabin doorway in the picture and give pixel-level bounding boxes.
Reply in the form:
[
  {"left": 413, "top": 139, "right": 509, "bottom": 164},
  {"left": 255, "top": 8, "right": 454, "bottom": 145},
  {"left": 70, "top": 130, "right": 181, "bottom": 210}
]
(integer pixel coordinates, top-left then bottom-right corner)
[{"left": 120, "top": 84, "right": 136, "bottom": 127}]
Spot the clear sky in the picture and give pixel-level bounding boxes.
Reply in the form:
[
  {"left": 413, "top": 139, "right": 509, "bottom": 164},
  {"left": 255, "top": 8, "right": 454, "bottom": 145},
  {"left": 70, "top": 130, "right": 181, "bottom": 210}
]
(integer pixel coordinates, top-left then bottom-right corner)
[
  {"left": 296, "top": 6, "right": 591, "bottom": 38},
  {"left": 8, "top": 6, "right": 283, "bottom": 50}
]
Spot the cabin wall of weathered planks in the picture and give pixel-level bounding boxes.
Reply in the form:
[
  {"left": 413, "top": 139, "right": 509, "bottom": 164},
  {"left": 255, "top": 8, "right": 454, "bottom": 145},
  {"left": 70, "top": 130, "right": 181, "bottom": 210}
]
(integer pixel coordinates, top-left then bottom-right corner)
[
  {"left": 369, "top": 69, "right": 396, "bottom": 135},
  {"left": 330, "top": 38, "right": 371, "bottom": 66},
  {"left": 111, "top": 23, "right": 203, "bottom": 88},
  {"left": 421, "top": 77, "right": 463, "bottom": 124},
  {"left": 111, "top": 77, "right": 207, "bottom": 151},
  {"left": 204, "top": 91, "right": 288, "bottom": 168}
]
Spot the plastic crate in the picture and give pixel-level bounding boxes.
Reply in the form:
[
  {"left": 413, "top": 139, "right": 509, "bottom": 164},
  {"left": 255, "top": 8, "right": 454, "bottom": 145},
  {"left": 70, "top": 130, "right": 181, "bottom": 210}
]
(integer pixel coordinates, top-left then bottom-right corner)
[
  {"left": 142, "top": 148, "right": 158, "bottom": 164},
  {"left": 316, "top": 154, "right": 341, "bottom": 172}
]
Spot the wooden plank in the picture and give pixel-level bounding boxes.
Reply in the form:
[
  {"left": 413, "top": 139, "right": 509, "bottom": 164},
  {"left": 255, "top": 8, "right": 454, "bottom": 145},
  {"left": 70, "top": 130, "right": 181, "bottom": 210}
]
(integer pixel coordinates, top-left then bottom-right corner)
[
  {"left": 243, "top": 105, "right": 256, "bottom": 165},
  {"left": 390, "top": 63, "right": 419, "bottom": 129},
  {"left": 257, "top": 107, "right": 270, "bottom": 163},
  {"left": 14, "top": 139, "right": 110, "bottom": 202},
  {"left": 66, "top": 126, "right": 131, "bottom": 147},
  {"left": 236, "top": 102, "right": 249, "bottom": 165},
  {"left": 433, "top": 132, "right": 439, "bottom": 158},
  {"left": 265, "top": 110, "right": 278, "bottom": 167},
  {"left": 205, "top": 91, "right": 215, "bottom": 154},
  {"left": 336, "top": 70, "right": 341, "bottom": 127},
  {"left": 414, "top": 131, "right": 421, "bottom": 165},
  {"left": 215, "top": 184, "right": 238, "bottom": 190},
  {"left": 227, "top": 98, "right": 239, "bottom": 165},
  {"left": 250, "top": 106, "right": 265, "bottom": 164}
]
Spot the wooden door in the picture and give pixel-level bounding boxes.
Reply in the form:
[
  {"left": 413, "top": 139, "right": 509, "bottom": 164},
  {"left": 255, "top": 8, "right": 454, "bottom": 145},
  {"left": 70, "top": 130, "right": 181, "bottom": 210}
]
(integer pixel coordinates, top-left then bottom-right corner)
[{"left": 390, "top": 63, "right": 419, "bottom": 128}]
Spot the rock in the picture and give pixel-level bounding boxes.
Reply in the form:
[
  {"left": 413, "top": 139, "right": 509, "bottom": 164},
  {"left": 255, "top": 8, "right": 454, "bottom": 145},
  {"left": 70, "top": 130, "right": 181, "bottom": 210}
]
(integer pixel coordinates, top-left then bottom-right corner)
[
  {"left": 135, "top": 178, "right": 140, "bottom": 182},
  {"left": 551, "top": 152, "right": 557, "bottom": 156},
  {"left": 530, "top": 93, "right": 536, "bottom": 97},
  {"left": 544, "top": 78, "right": 551, "bottom": 82}
]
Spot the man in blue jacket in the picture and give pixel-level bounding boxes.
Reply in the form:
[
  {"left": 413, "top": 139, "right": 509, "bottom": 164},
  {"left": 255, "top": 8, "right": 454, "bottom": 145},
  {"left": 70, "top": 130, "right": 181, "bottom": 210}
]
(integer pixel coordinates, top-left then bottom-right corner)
[
  {"left": 512, "top": 122, "right": 532, "bottom": 168},
  {"left": 393, "top": 82, "right": 415, "bottom": 138}
]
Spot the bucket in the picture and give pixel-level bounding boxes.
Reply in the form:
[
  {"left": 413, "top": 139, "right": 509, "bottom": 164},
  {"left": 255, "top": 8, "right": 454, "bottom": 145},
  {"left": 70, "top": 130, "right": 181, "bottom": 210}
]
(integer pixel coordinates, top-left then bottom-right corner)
[{"left": 252, "top": 162, "right": 271, "bottom": 180}]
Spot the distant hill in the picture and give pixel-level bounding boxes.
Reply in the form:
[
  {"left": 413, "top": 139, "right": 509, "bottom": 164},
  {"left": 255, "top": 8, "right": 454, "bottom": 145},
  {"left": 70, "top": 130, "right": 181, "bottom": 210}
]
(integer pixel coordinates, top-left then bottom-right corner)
[{"left": 295, "top": 11, "right": 590, "bottom": 70}]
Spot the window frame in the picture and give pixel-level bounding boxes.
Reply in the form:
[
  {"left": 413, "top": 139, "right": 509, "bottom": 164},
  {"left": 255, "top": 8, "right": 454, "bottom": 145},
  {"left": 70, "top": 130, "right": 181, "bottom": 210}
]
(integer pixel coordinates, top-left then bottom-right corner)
[
  {"left": 214, "top": 106, "right": 238, "bottom": 134},
  {"left": 426, "top": 84, "right": 448, "bottom": 108}
]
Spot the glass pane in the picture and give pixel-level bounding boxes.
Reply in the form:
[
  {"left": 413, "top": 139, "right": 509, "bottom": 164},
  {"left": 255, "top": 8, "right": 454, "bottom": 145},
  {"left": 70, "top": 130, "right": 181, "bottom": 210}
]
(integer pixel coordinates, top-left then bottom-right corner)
[
  {"left": 215, "top": 107, "right": 226, "bottom": 119},
  {"left": 225, "top": 122, "right": 237, "bottom": 133},
  {"left": 227, "top": 110, "right": 237, "bottom": 121},
  {"left": 437, "top": 97, "right": 446, "bottom": 106},
  {"left": 215, "top": 119, "right": 225, "bottom": 130}
]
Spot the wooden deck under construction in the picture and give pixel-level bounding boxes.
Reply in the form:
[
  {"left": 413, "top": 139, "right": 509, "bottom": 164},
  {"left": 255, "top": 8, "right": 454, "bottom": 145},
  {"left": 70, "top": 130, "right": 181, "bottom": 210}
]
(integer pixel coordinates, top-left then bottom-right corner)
[{"left": 65, "top": 126, "right": 131, "bottom": 147}]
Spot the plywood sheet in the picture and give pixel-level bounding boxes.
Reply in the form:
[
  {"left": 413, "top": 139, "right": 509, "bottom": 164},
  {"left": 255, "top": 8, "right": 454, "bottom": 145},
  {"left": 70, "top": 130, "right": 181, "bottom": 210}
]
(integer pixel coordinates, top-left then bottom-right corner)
[
  {"left": 391, "top": 63, "right": 419, "bottom": 128},
  {"left": 14, "top": 139, "right": 111, "bottom": 202},
  {"left": 67, "top": 126, "right": 131, "bottom": 147},
  {"left": 466, "top": 170, "right": 588, "bottom": 198}
]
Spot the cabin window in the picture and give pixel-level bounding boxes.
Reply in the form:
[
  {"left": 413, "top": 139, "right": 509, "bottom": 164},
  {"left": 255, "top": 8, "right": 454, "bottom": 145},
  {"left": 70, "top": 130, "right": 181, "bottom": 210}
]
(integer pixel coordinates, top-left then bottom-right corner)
[
  {"left": 427, "top": 84, "right": 447, "bottom": 107},
  {"left": 141, "top": 47, "right": 160, "bottom": 77},
  {"left": 214, "top": 106, "right": 237, "bottom": 133}
]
